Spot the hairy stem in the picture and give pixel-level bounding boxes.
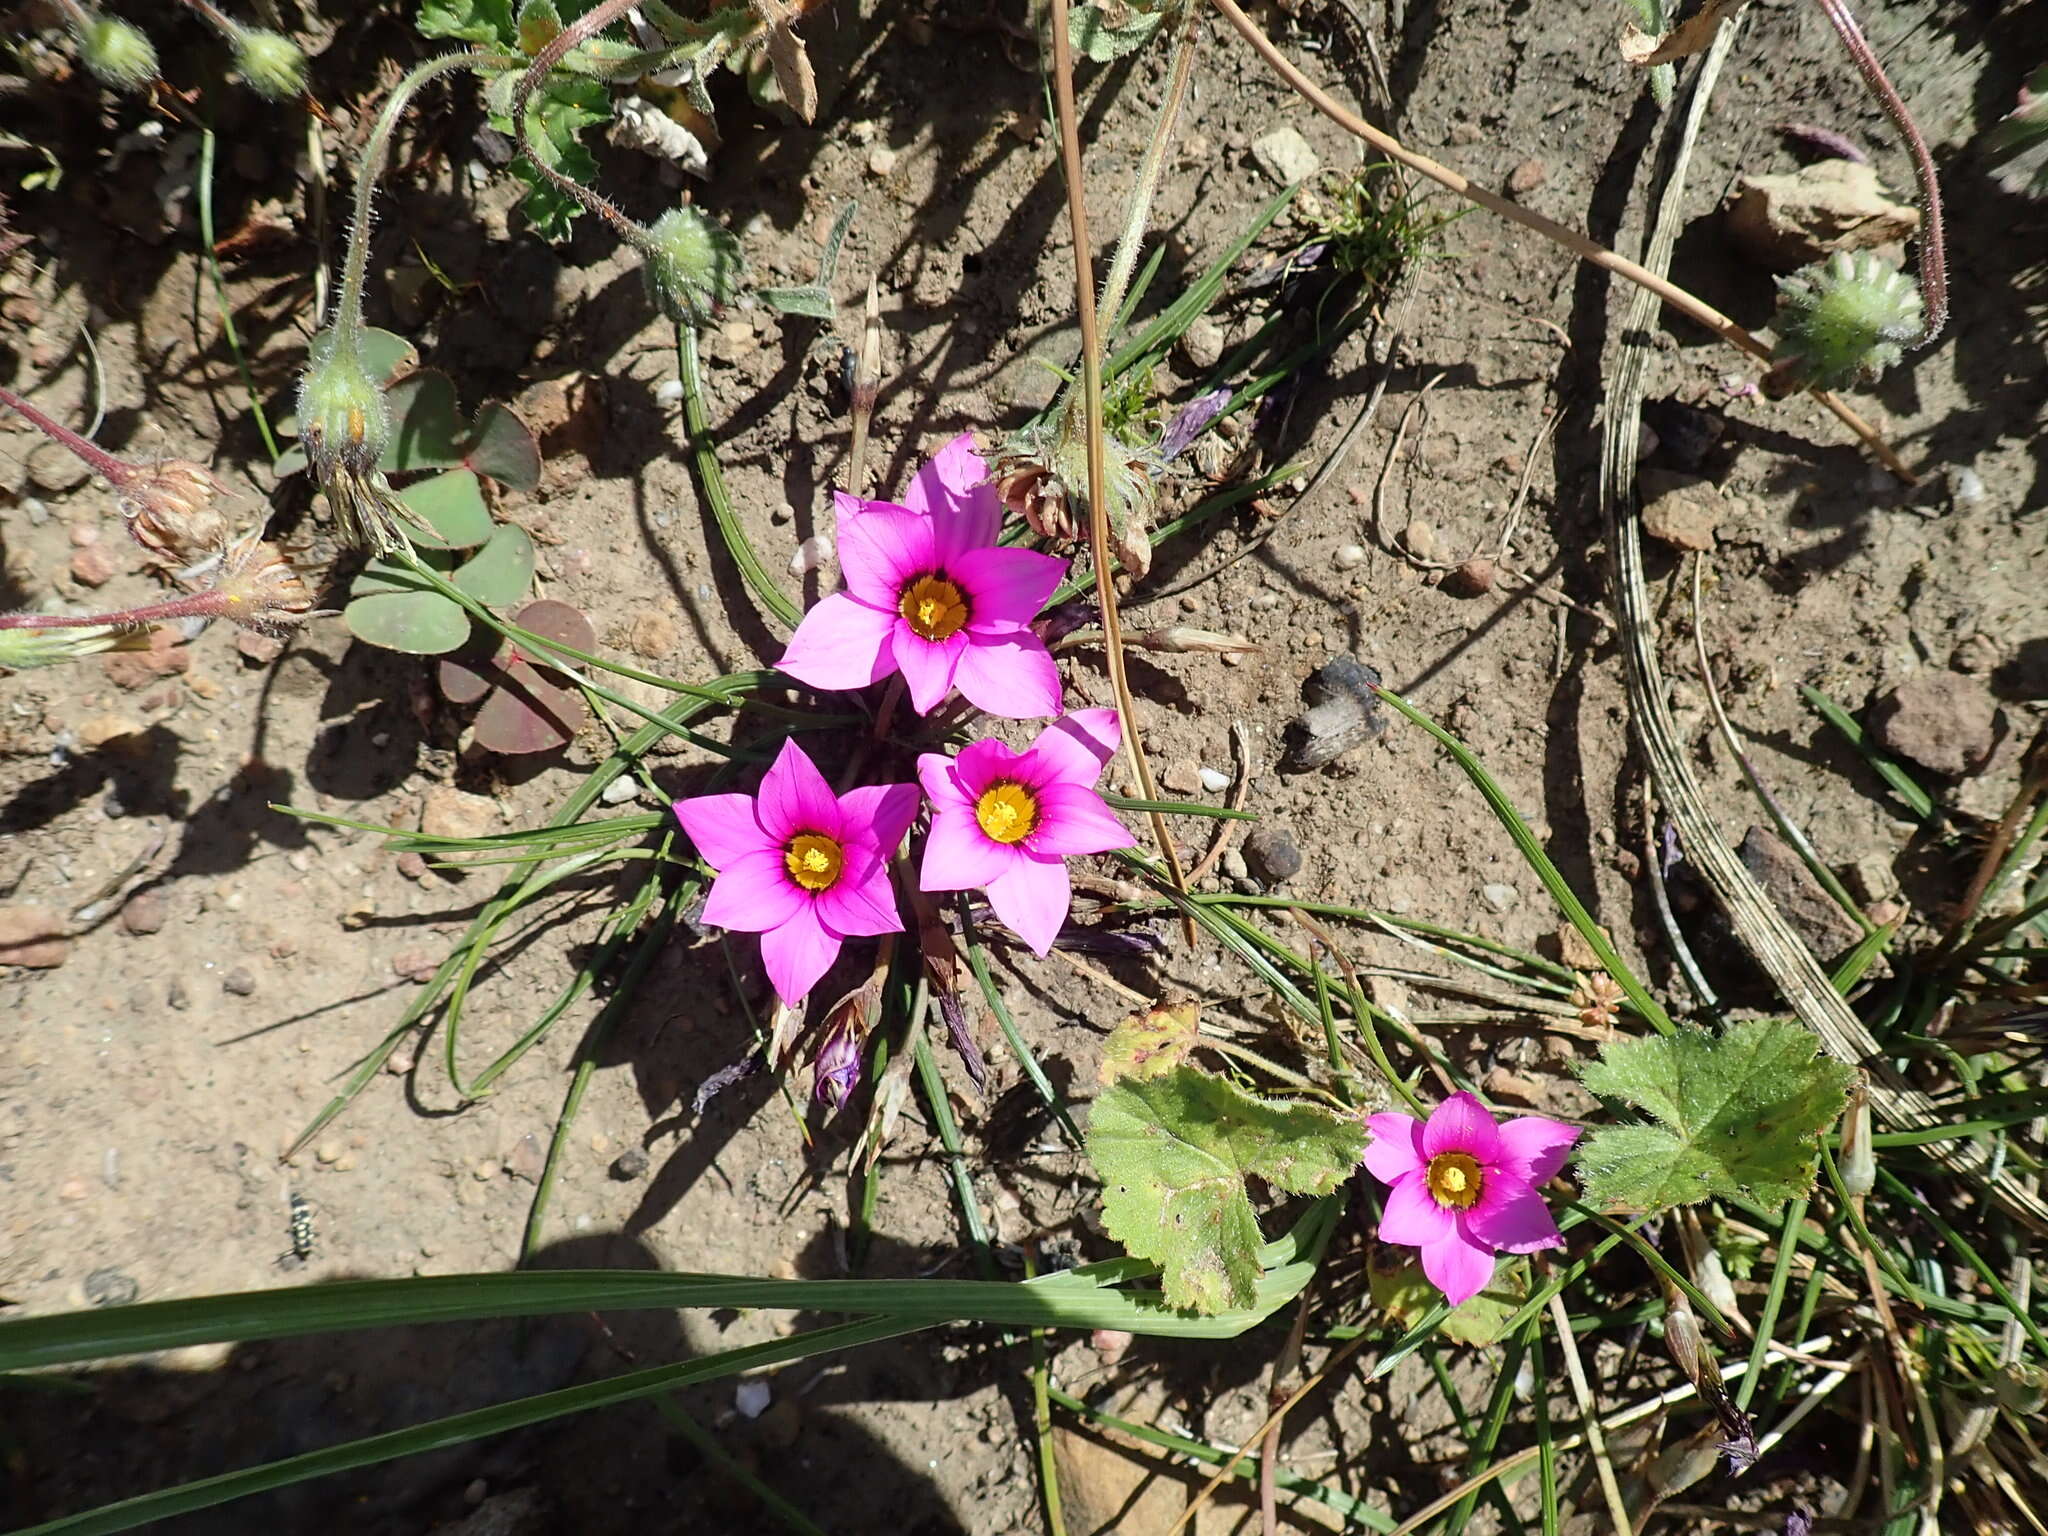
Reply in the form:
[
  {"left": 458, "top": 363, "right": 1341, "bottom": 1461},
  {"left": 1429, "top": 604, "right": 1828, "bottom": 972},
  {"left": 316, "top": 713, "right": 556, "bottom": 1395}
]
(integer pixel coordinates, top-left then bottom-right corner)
[
  {"left": 0, "top": 381, "right": 137, "bottom": 486},
  {"left": 510, "top": 0, "right": 657, "bottom": 251},
  {"left": 0, "top": 592, "right": 221, "bottom": 630},
  {"left": 1810, "top": 0, "right": 1946, "bottom": 343},
  {"left": 1046, "top": 0, "right": 1195, "bottom": 940},
  {"left": 1207, "top": 0, "right": 1917, "bottom": 481}
]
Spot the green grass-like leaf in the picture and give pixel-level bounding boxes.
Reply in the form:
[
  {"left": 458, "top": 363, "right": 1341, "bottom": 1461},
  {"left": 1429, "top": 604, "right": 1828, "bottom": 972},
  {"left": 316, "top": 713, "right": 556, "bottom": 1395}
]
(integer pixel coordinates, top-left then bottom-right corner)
[
  {"left": 1576, "top": 1020, "right": 1856, "bottom": 1212},
  {"left": 1089, "top": 1064, "right": 1364, "bottom": 1313}
]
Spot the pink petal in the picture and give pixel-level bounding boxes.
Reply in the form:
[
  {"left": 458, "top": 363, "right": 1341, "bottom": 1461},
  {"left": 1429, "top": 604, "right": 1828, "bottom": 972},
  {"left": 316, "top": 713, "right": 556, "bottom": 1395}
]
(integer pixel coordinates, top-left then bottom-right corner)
[
  {"left": 1362, "top": 1113, "right": 1426, "bottom": 1184},
  {"left": 1423, "top": 1092, "right": 1503, "bottom": 1164},
  {"left": 1377, "top": 1170, "right": 1456, "bottom": 1247},
  {"left": 674, "top": 792, "right": 775, "bottom": 870},
  {"left": 832, "top": 489, "right": 875, "bottom": 526},
  {"left": 916, "top": 752, "right": 972, "bottom": 811},
  {"left": 758, "top": 901, "right": 841, "bottom": 1007},
  {"left": 1496, "top": 1115, "right": 1582, "bottom": 1187},
  {"left": 1464, "top": 1184, "right": 1566, "bottom": 1255},
  {"left": 892, "top": 626, "right": 967, "bottom": 715},
  {"left": 840, "top": 781, "right": 922, "bottom": 860},
  {"left": 1030, "top": 708, "right": 1121, "bottom": 786},
  {"left": 701, "top": 847, "right": 806, "bottom": 933},
  {"left": 756, "top": 738, "right": 843, "bottom": 845},
  {"left": 840, "top": 507, "right": 939, "bottom": 610},
  {"left": 1027, "top": 781, "right": 1135, "bottom": 856},
  {"left": 950, "top": 545, "right": 1065, "bottom": 627},
  {"left": 951, "top": 628, "right": 1063, "bottom": 720},
  {"left": 903, "top": 433, "right": 1001, "bottom": 560},
  {"left": 949, "top": 738, "right": 1027, "bottom": 801},
  {"left": 919, "top": 802, "right": 1016, "bottom": 892},
  {"left": 814, "top": 861, "right": 905, "bottom": 938},
  {"left": 1419, "top": 1227, "right": 1498, "bottom": 1307},
  {"left": 777, "top": 594, "right": 897, "bottom": 693},
  {"left": 984, "top": 853, "right": 1071, "bottom": 956}
]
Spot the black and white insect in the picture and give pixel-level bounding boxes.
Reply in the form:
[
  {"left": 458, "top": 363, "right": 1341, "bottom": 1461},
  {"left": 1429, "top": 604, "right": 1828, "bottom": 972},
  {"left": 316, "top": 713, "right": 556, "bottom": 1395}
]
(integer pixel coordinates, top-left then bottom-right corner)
[{"left": 278, "top": 1192, "right": 317, "bottom": 1267}]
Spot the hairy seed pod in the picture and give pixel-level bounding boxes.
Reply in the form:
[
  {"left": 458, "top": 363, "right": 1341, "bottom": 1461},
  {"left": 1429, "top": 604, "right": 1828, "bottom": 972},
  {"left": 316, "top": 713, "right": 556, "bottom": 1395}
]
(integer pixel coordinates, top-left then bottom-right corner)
[
  {"left": 234, "top": 28, "right": 307, "bottom": 101},
  {"left": 1765, "top": 250, "right": 1924, "bottom": 397},
  {"left": 297, "top": 329, "right": 389, "bottom": 481},
  {"left": 641, "top": 206, "right": 744, "bottom": 327},
  {"left": 213, "top": 534, "right": 315, "bottom": 635},
  {"left": 117, "top": 459, "right": 232, "bottom": 566},
  {"left": 74, "top": 14, "right": 158, "bottom": 91}
]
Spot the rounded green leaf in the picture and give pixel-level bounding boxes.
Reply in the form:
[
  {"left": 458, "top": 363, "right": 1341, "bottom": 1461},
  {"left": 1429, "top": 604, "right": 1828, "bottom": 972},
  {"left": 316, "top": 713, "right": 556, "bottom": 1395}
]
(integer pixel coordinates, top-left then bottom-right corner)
[
  {"left": 344, "top": 588, "right": 471, "bottom": 655},
  {"left": 452, "top": 524, "right": 536, "bottom": 607},
  {"left": 395, "top": 469, "right": 494, "bottom": 549},
  {"left": 384, "top": 371, "right": 468, "bottom": 472}
]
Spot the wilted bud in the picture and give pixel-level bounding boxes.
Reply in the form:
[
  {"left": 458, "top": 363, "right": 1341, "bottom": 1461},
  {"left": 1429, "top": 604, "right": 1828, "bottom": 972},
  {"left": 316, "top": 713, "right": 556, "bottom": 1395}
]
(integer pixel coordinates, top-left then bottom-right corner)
[
  {"left": 1839, "top": 1074, "right": 1874, "bottom": 1201},
  {"left": 1133, "top": 625, "right": 1257, "bottom": 656},
  {"left": 116, "top": 460, "right": 232, "bottom": 567},
  {"left": 641, "top": 206, "right": 744, "bottom": 327},
  {"left": 992, "top": 457, "right": 1076, "bottom": 545},
  {"left": 297, "top": 329, "right": 390, "bottom": 481},
  {"left": 74, "top": 13, "right": 158, "bottom": 91},
  {"left": 811, "top": 1013, "right": 863, "bottom": 1109},
  {"left": 233, "top": 28, "right": 307, "bottom": 101}
]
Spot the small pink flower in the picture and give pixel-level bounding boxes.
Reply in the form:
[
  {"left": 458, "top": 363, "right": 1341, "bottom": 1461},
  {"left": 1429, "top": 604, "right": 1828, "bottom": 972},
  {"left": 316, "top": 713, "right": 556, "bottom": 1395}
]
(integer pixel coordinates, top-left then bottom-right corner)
[
  {"left": 915, "top": 708, "right": 1136, "bottom": 956},
  {"left": 673, "top": 739, "right": 919, "bottom": 1007},
  {"left": 777, "top": 434, "right": 1067, "bottom": 718},
  {"left": 1363, "top": 1091, "right": 1580, "bottom": 1307}
]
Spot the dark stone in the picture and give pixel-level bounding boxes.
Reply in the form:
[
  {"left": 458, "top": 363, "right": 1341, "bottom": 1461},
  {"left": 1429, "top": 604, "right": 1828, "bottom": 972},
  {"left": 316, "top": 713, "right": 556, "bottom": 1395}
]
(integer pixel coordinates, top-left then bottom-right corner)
[
  {"left": 1285, "top": 655, "right": 1385, "bottom": 769},
  {"left": 1242, "top": 822, "right": 1304, "bottom": 885},
  {"left": 610, "top": 1146, "right": 650, "bottom": 1181}
]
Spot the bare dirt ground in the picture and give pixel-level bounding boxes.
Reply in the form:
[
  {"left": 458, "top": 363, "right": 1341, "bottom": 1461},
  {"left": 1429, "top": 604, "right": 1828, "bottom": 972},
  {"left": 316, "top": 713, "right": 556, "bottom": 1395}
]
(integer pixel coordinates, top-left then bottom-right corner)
[{"left": 2, "top": 0, "right": 2043, "bottom": 1529}]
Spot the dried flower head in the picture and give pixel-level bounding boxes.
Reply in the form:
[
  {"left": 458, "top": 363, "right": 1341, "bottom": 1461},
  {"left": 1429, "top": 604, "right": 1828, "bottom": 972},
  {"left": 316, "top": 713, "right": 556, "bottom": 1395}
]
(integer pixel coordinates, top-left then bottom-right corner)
[
  {"left": 116, "top": 459, "right": 233, "bottom": 567},
  {"left": 1571, "top": 971, "right": 1626, "bottom": 1031},
  {"left": 213, "top": 533, "right": 315, "bottom": 635}
]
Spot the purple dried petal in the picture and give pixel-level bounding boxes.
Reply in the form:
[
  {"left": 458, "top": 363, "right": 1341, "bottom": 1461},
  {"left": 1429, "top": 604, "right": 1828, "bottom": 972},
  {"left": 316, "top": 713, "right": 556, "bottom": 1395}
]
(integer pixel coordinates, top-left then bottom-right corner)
[
  {"left": 937, "top": 987, "right": 987, "bottom": 1098},
  {"left": 1053, "top": 923, "right": 1168, "bottom": 957},
  {"left": 692, "top": 1055, "right": 761, "bottom": 1115},
  {"left": 1034, "top": 599, "right": 1098, "bottom": 645},
  {"left": 1783, "top": 1511, "right": 1814, "bottom": 1536},
  {"left": 812, "top": 1019, "right": 862, "bottom": 1109},
  {"left": 1775, "top": 122, "right": 1870, "bottom": 165},
  {"left": 1158, "top": 388, "right": 1233, "bottom": 462}
]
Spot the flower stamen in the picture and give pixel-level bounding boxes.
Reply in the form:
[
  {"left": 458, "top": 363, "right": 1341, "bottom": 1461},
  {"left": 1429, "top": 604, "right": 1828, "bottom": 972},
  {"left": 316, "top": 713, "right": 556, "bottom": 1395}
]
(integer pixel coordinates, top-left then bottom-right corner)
[
  {"left": 1426, "top": 1151, "right": 1484, "bottom": 1210},
  {"left": 784, "top": 832, "right": 845, "bottom": 892},
  {"left": 898, "top": 573, "right": 970, "bottom": 642},
  {"left": 975, "top": 780, "right": 1039, "bottom": 845}
]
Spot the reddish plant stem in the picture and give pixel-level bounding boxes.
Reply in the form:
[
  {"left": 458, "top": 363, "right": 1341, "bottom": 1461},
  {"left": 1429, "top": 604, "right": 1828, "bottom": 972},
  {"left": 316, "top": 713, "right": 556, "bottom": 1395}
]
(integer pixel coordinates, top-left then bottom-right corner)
[
  {"left": 0, "top": 592, "right": 221, "bottom": 630},
  {"left": 0, "top": 382, "right": 137, "bottom": 487},
  {"left": 1812, "top": 0, "right": 1947, "bottom": 343}
]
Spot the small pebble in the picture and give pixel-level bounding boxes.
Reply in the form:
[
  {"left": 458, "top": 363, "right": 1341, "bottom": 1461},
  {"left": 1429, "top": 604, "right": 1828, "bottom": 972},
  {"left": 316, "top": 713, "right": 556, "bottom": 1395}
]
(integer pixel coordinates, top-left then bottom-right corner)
[
  {"left": 84, "top": 1268, "right": 139, "bottom": 1307},
  {"left": 735, "top": 1379, "right": 773, "bottom": 1419},
  {"left": 788, "top": 534, "right": 832, "bottom": 576},
  {"left": 655, "top": 378, "right": 685, "bottom": 406},
  {"left": 770, "top": 501, "right": 796, "bottom": 525},
  {"left": 1948, "top": 465, "right": 1985, "bottom": 507},
  {"left": 395, "top": 851, "right": 429, "bottom": 881},
  {"left": 221, "top": 966, "right": 257, "bottom": 996},
  {"left": 1481, "top": 883, "right": 1520, "bottom": 913},
  {"left": 866, "top": 144, "right": 898, "bottom": 177},
  {"left": 600, "top": 777, "right": 642, "bottom": 805},
  {"left": 1220, "top": 849, "right": 1249, "bottom": 883},
  {"left": 611, "top": 1146, "right": 651, "bottom": 1180},
  {"left": 1242, "top": 822, "right": 1304, "bottom": 884},
  {"left": 59, "top": 1176, "right": 90, "bottom": 1201},
  {"left": 1506, "top": 157, "right": 1547, "bottom": 196},
  {"left": 1400, "top": 520, "right": 1443, "bottom": 564},
  {"left": 1442, "top": 558, "right": 1496, "bottom": 597},
  {"left": 474, "top": 1159, "right": 501, "bottom": 1181},
  {"left": 119, "top": 889, "right": 168, "bottom": 936},
  {"left": 1333, "top": 542, "right": 1367, "bottom": 571},
  {"left": 1247, "top": 591, "right": 1281, "bottom": 612},
  {"left": 69, "top": 546, "right": 116, "bottom": 588},
  {"left": 1198, "top": 767, "right": 1230, "bottom": 793},
  {"left": 315, "top": 1140, "right": 344, "bottom": 1165},
  {"left": 167, "top": 978, "right": 191, "bottom": 1010},
  {"left": 391, "top": 950, "right": 437, "bottom": 984}
]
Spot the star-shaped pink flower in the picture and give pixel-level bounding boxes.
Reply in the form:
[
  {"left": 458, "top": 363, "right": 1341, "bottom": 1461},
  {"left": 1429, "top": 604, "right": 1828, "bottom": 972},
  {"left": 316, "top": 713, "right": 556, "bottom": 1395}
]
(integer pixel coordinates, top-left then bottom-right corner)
[
  {"left": 673, "top": 739, "right": 919, "bottom": 1006},
  {"left": 1363, "top": 1091, "right": 1580, "bottom": 1306},
  {"left": 777, "top": 434, "right": 1067, "bottom": 718}
]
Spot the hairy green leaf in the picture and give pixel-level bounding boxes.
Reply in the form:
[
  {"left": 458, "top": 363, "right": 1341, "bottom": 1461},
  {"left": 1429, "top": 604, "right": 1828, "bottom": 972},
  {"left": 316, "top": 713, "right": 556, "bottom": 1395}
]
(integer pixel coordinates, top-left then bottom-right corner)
[
  {"left": 1576, "top": 1021, "right": 1855, "bottom": 1213},
  {"left": 1088, "top": 1065, "right": 1364, "bottom": 1313},
  {"left": 419, "top": 0, "right": 516, "bottom": 44},
  {"left": 1069, "top": 0, "right": 1167, "bottom": 61}
]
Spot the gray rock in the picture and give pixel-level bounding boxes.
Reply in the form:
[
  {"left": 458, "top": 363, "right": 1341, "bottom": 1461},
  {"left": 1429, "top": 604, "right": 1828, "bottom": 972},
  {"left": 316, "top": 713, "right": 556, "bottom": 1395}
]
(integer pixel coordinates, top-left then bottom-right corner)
[
  {"left": 1176, "top": 316, "right": 1225, "bottom": 373},
  {"left": 84, "top": 1267, "right": 139, "bottom": 1307},
  {"left": 610, "top": 1146, "right": 650, "bottom": 1181},
  {"left": 1874, "top": 671, "right": 1997, "bottom": 778},
  {"left": 1242, "top": 822, "right": 1304, "bottom": 884},
  {"left": 1481, "top": 883, "right": 1520, "bottom": 913},
  {"left": 1739, "top": 826, "right": 1863, "bottom": 962},
  {"left": 1286, "top": 654, "right": 1385, "bottom": 769},
  {"left": 221, "top": 966, "right": 257, "bottom": 997},
  {"left": 1220, "top": 849, "right": 1250, "bottom": 883},
  {"left": 1251, "top": 126, "right": 1320, "bottom": 187}
]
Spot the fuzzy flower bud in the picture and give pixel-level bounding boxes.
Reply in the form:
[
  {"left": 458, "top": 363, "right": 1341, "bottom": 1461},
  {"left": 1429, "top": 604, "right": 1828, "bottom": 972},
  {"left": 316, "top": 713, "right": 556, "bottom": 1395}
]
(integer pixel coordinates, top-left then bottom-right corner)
[
  {"left": 116, "top": 460, "right": 232, "bottom": 566},
  {"left": 297, "top": 328, "right": 390, "bottom": 481},
  {"left": 641, "top": 206, "right": 744, "bottom": 328},
  {"left": 73, "top": 13, "right": 158, "bottom": 91},
  {"left": 233, "top": 28, "right": 307, "bottom": 101},
  {"left": 213, "top": 533, "right": 315, "bottom": 634},
  {"left": 1764, "top": 250, "right": 1924, "bottom": 398}
]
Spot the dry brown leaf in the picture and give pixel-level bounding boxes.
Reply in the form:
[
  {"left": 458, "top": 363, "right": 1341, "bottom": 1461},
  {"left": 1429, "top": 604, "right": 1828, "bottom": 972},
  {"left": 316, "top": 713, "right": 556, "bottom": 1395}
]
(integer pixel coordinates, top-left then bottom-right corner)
[{"left": 1621, "top": 0, "right": 1749, "bottom": 68}]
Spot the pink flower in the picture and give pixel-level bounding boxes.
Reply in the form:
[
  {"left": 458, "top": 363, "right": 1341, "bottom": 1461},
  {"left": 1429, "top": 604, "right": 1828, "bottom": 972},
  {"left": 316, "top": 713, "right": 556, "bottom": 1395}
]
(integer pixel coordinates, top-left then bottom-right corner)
[
  {"left": 1363, "top": 1092, "right": 1580, "bottom": 1306},
  {"left": 777, "top": 434, "right": 1067, "bottom": 718},
  {"left": 673, "top": 739, "right": 919, "bottom": 1007},
  {"left": 915, "top": 708, "right": 1136, "bottom": 956}
]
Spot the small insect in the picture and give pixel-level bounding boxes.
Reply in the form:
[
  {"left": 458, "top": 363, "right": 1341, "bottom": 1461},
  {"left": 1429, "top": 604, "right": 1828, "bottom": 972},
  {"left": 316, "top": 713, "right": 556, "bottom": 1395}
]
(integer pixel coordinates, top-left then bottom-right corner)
[{"left": 279, "top": 1192, "right": 317, "bottom": 1267}]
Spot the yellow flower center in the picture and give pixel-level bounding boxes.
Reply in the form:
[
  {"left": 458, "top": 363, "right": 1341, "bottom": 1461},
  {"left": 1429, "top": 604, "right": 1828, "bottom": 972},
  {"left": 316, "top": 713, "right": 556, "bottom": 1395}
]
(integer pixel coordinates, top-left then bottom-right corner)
[
  {"left": 975, "top": 781, "right": 1039, "bottom": 845},
  {"left": 1426, "top": 1151, "right": 1484, "bottom": 1210},
  {"left": 898, "top": 573, "right": 970, "bottom": 642},
  {"left": 783, "top": 832, "right": 845, "bottom": 892}
]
